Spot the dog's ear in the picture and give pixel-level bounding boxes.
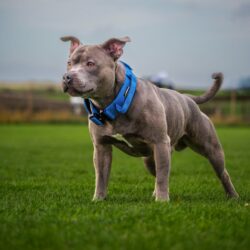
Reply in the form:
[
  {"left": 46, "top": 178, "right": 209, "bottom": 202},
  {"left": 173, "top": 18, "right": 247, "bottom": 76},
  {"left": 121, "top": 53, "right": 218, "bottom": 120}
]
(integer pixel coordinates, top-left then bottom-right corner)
[
  {"left": 60, "top": 36, "right": 81, "bottom": 55},
  {"left": 101, "top": 36, "right": 131, "bottom": 60}
]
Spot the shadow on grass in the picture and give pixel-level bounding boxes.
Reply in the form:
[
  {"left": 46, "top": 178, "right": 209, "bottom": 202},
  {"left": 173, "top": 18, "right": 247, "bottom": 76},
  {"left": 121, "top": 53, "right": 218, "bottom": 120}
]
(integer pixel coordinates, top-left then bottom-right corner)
[{"left": 92, "top": 191, "right": 243, "bottom": 206}]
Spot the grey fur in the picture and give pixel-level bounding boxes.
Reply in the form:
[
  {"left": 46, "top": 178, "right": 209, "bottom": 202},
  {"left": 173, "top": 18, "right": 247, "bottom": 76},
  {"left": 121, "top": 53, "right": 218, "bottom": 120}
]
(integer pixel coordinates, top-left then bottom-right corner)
[
  {"left": 187, "top": 72, "right": 223, "bottom": 104},
  {"left": 61, "top": 36, "right": 239, "bottom": 201}
]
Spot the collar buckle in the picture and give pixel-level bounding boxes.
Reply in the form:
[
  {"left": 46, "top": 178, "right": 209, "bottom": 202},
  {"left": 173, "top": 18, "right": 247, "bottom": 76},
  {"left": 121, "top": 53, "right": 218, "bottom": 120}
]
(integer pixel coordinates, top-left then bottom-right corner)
[{"left": 89, "top": 113, "right": 105, "bottom": 126}]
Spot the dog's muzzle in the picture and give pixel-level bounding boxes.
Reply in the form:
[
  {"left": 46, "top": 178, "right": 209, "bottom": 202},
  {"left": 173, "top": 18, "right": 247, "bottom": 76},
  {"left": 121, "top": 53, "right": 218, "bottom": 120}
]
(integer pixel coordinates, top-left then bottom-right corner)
[{"left": 62, "top": 73, "right": 73, "bottom": 92}]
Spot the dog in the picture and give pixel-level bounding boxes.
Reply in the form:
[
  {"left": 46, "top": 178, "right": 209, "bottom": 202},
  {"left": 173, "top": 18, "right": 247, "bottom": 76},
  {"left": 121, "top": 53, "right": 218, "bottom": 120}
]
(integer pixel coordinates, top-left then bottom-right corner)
[{"left": 61, "top": 36, "right": 239, "bottom": 201}]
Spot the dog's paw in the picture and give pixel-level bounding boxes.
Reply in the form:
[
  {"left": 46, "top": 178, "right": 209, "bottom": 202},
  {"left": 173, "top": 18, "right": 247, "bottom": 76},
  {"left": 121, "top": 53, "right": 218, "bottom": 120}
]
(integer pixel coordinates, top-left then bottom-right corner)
[
  {"left": 155, "top": 193, "right": 170, "bottom": 202},
  {"left": 226, "top": 192, "right": 239, "bottom": 200},
  {"left": 155, "top": 197, "right": 170, "bottom": 202},
  {"left": 92, "top": 195, "right": 106, "bottom": 202}
]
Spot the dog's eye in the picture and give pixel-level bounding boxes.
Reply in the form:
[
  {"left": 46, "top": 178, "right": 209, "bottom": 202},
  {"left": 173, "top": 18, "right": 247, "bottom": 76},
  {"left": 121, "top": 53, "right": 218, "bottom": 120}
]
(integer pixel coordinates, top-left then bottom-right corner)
[
  {"left": 67, "top": 61, "right": 71, "bottom": 66},
  {"left": 87, "top": 61, "right": 95, "bottom": 67}
]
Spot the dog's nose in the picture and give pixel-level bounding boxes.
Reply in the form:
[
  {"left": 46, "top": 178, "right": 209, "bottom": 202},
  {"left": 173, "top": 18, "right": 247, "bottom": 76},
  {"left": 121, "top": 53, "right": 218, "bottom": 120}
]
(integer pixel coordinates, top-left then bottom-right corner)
[{"left": 63, "top": 73, "right": 73, "bottom": 85}]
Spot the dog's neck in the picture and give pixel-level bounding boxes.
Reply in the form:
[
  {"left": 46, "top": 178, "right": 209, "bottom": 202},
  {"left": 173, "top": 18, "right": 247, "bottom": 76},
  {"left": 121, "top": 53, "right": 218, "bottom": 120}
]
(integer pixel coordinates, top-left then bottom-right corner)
[{"left": 91, "top": 62, "right": 125, "bottom": 110}]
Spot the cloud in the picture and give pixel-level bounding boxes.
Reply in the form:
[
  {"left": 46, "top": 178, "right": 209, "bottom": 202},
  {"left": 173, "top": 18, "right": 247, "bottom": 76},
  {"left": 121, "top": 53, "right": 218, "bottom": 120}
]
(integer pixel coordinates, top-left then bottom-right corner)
[{"left": 233, "top": 2, "right": 250, "bottom": 20}]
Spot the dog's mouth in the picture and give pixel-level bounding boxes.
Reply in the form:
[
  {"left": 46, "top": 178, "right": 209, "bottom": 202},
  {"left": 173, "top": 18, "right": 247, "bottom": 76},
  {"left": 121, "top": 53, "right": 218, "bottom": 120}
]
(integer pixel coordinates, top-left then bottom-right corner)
[
  {"left": 63, "top": 85, "right": 93, "bottom": 96},
  {"left": 82, "top": 88, "right": 94, "bottom": 94},
  {"left": 63, "top": 85, "right": 69, "bottom": 93}
]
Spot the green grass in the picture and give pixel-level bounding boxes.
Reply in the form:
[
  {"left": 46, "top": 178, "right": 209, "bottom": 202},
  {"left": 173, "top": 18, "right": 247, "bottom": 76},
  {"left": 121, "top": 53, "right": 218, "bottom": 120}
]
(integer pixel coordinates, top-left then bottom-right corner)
[{"left": 0, "top": 125, "right": 249, "bottom": 250}]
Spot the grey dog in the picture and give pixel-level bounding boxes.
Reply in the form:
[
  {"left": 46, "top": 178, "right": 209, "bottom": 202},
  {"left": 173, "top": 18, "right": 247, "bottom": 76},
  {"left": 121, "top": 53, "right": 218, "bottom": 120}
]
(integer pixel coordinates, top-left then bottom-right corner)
[{"left": 61, "top": 36, "right": 239, "bottom": 201}]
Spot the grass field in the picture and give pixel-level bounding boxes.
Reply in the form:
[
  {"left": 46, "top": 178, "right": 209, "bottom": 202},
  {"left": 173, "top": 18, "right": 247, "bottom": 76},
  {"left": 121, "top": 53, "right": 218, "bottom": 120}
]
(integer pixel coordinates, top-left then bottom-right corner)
[{"left": 0, "top": 125, "right": 249, "bottom": 250}]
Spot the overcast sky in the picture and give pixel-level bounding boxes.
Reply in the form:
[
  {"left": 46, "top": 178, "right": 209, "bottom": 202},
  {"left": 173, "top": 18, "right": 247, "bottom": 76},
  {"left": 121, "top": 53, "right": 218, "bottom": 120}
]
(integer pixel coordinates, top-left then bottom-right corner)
[{"left": 0, "top": 0, "right": 249, "bottom": 88}]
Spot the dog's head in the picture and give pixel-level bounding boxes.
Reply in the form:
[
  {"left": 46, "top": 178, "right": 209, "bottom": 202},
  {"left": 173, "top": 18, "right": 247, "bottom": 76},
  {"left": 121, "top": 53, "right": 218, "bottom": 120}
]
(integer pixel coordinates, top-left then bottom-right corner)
[{"left": 61, "top": 36, "right": 131, "bottom": 98}]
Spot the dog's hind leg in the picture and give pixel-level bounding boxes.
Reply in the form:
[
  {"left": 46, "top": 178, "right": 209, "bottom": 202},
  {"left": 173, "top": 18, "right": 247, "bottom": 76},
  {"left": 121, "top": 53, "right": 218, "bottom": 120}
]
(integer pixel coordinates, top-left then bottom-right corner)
[
  {"left": 175, "top": 136, "right": 188, "bottom": 151},
  {"left": 143, "top": 156, "right": 157, "bottom": 197},
  {"left": 143, "top": 156, "right": 156, "bottom": 176},
  {"left": 185, "top": 115, "right": 239, "bottom": 198}
]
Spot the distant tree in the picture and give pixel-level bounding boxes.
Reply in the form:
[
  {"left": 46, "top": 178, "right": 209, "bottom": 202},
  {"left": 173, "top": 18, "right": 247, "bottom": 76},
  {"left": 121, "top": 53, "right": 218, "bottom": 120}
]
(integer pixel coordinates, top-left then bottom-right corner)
[{"left": 239, "top": 76, "right": 250, "bottom": 89}]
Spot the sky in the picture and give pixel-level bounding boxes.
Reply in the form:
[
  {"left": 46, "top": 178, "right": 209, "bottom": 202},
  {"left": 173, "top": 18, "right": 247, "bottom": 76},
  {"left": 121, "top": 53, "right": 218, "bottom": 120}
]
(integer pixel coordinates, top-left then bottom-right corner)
[{"left": 0, "top": 0, "right": 249, "bottom": 88}]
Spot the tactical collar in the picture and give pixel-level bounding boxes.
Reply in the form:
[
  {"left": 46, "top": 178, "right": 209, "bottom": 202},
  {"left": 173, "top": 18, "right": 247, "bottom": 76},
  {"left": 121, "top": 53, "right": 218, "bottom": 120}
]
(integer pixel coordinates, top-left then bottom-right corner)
[{"left": 83, "top": 61, "right": 137, "bottom": 126}]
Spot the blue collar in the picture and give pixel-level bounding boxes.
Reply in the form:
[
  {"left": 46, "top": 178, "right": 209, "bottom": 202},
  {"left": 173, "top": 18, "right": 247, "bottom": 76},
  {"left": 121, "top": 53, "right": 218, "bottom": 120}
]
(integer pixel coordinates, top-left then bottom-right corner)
[{"left": 83, "top": 61, "right": 137, "bottom": 126}]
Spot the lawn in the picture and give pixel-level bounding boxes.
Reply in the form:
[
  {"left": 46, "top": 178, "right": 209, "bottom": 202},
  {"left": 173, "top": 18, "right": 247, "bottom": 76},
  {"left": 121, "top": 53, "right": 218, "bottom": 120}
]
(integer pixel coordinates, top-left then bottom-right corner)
[{"left": 0, "top": 124, "right": 249, "bottom": 250}]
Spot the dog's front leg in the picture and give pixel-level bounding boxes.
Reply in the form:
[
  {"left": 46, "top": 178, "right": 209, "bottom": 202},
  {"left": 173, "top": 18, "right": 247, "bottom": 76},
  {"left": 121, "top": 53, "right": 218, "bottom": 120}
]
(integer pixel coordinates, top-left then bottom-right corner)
[
  {"left": 154, "top": 140, "right": 171, "bottom": 202},
  {"left": 92, "top": 144, "right": 112, "bottom": 201}
]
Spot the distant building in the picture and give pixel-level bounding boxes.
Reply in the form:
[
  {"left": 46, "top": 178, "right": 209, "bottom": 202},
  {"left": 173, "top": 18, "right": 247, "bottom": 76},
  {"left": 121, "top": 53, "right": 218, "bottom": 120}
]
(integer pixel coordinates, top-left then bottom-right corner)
[{"left": 70, "top": 97, "right": 83, "bottom": 115}]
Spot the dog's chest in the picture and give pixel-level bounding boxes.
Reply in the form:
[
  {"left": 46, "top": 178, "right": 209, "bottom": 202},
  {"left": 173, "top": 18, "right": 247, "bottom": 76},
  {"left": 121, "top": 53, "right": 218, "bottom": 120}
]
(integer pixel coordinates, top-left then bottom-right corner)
[
  {"left": 105, "top": 133, "right": 152, "bottom": 157},
  {"left": 111, "top": 133, "right": 133, "bottom": 148}
]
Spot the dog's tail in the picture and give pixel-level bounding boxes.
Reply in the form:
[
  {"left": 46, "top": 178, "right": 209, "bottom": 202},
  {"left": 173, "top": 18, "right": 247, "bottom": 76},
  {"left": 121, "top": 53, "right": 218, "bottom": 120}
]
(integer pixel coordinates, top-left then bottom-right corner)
[{"left": 186, "top": 72, "right": 223, "bottom": 104}]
